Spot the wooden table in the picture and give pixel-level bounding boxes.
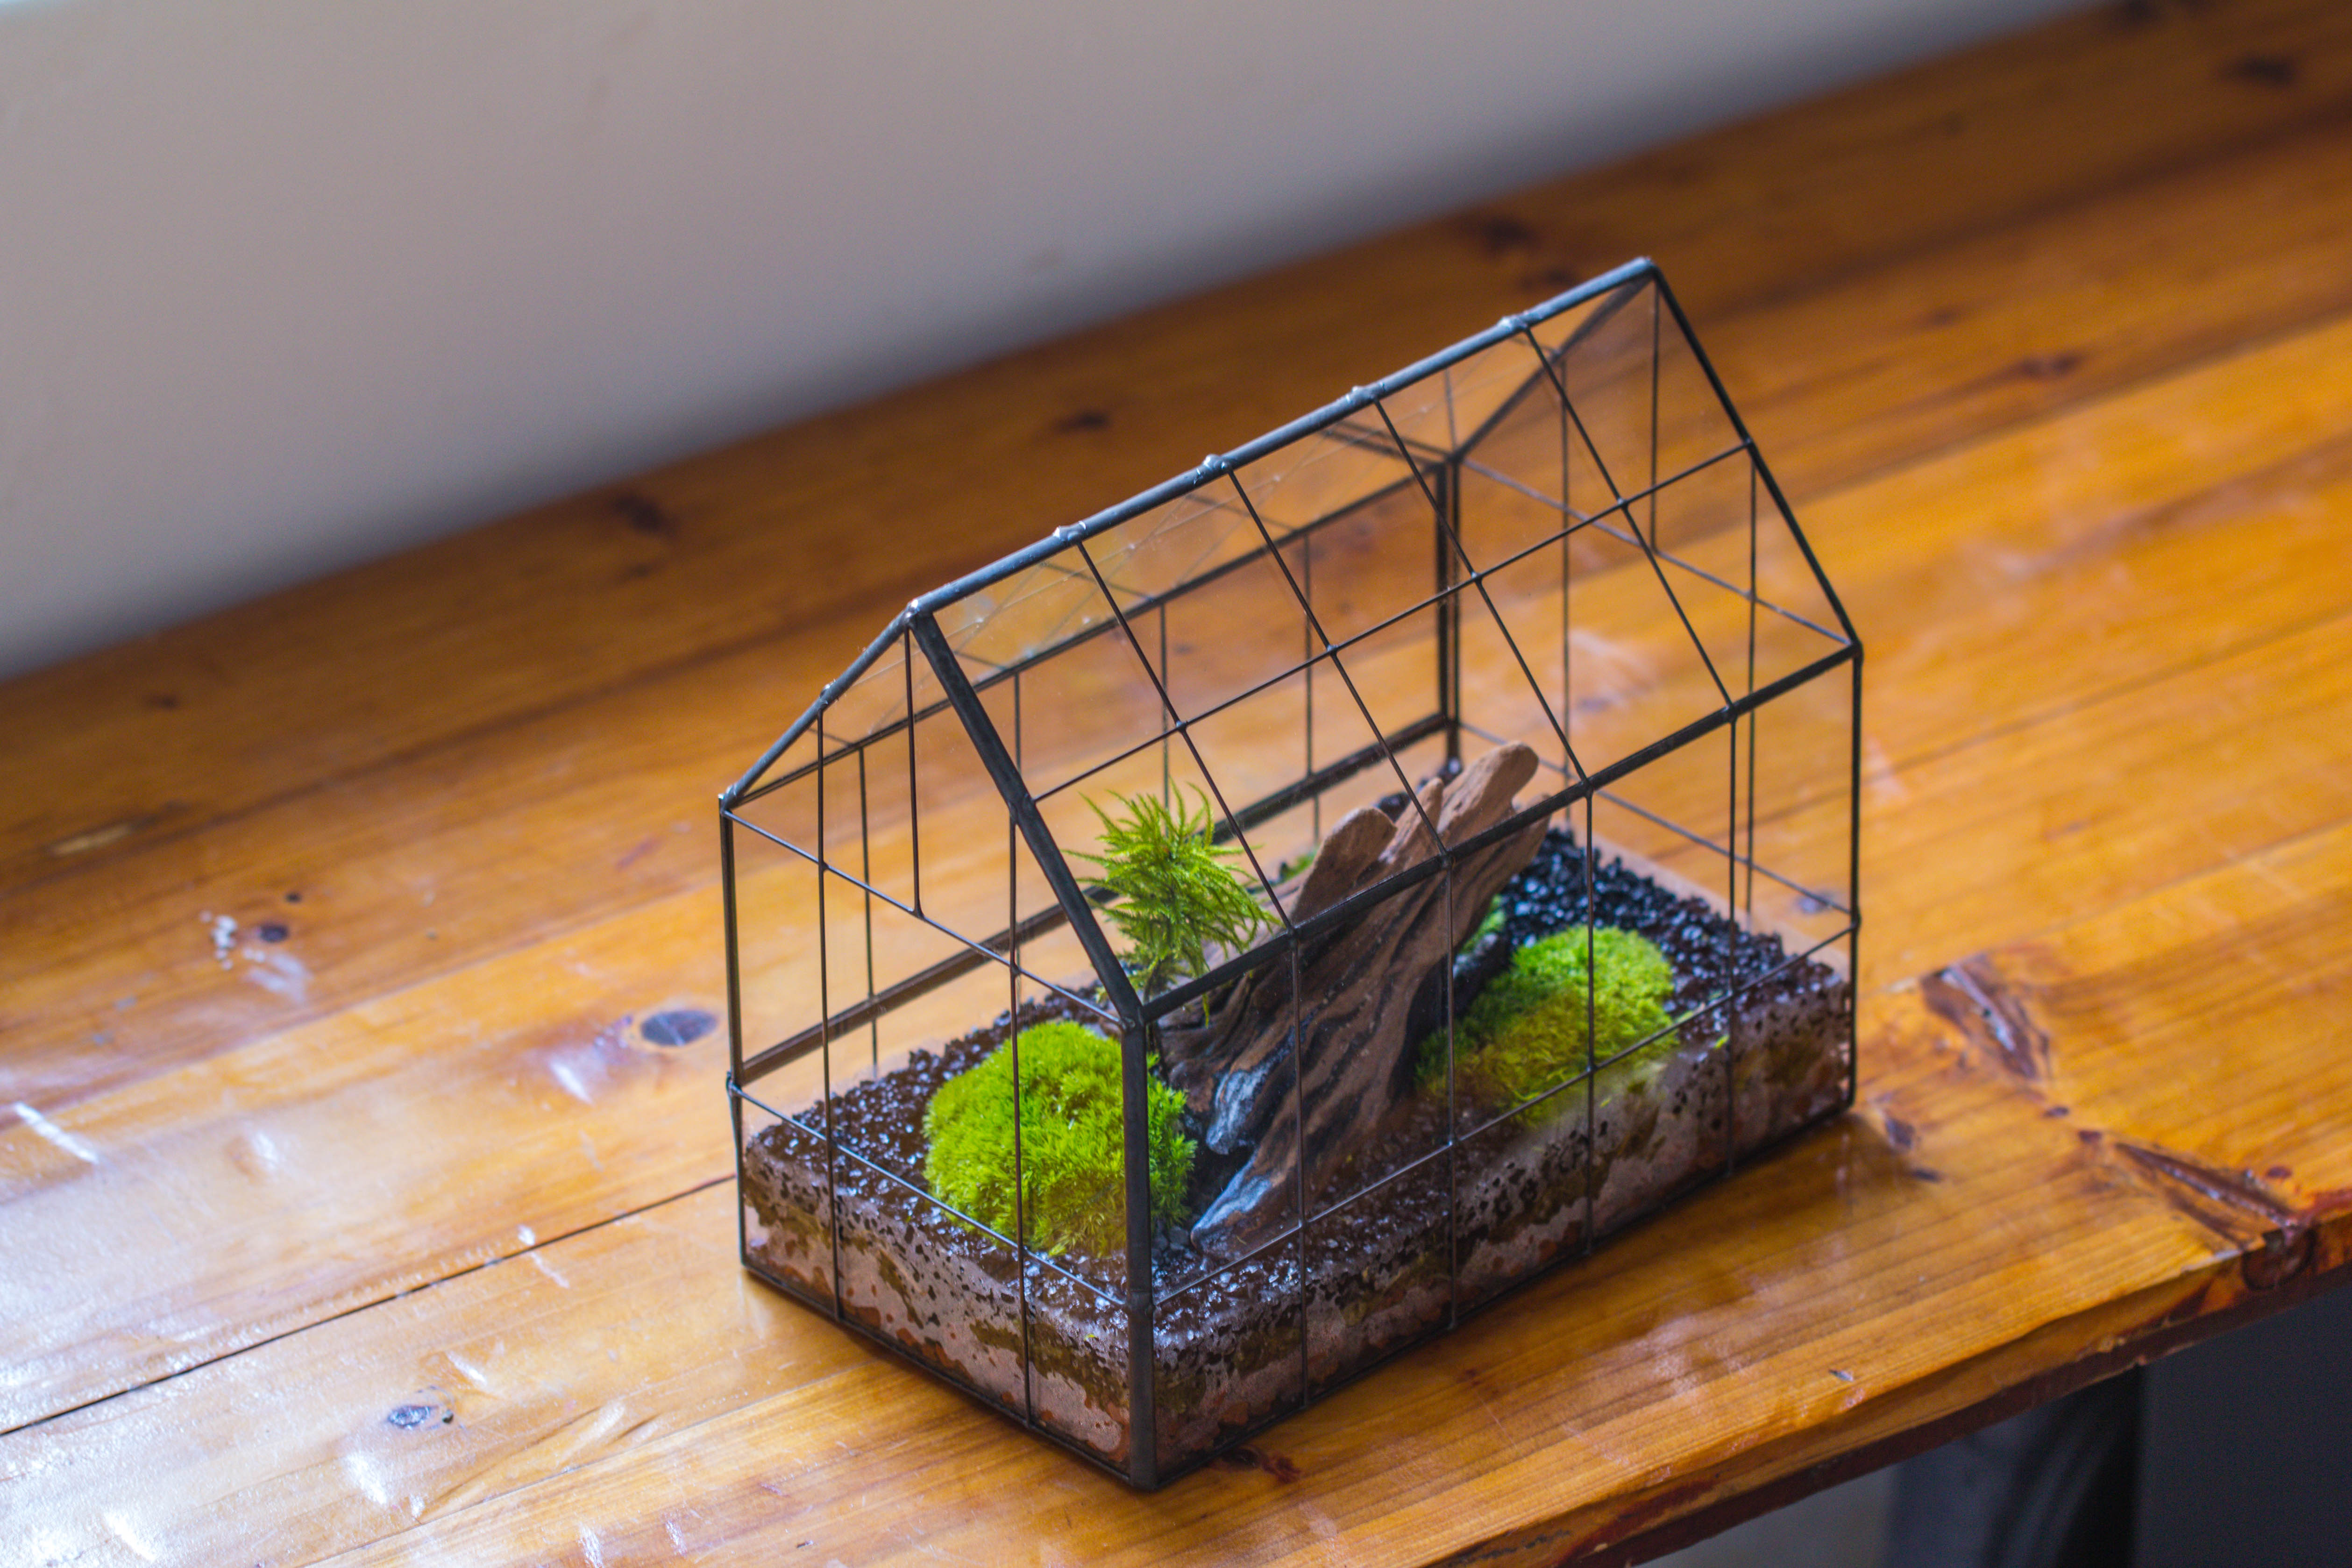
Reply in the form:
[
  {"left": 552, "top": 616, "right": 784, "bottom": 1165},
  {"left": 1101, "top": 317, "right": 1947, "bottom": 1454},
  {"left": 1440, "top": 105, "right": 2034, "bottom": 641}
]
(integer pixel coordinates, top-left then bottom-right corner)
[{"left": 7, "top": 2, "right": 2352, "bottom": 1560}]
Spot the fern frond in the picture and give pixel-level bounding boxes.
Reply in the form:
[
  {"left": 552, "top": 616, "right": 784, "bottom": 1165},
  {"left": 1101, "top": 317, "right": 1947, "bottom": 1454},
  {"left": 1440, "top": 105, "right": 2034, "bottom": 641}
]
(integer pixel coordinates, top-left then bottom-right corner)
[{"left": 1069, "top": 785, "right": 1266, "bottom": 993}]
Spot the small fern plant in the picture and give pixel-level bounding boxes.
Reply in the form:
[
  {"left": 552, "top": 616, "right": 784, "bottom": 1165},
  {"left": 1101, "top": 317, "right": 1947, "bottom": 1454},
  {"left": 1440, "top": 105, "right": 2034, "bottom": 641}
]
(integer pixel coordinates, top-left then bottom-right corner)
[{"left": 1068, "top": 786, "right": 1266, "bottom": 994}]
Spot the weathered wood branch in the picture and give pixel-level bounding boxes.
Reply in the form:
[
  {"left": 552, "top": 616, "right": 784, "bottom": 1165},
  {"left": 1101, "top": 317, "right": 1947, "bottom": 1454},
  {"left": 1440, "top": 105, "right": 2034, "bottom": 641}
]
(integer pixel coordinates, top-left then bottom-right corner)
[{"left": 1169, "top": 743, "right": 1548, "bottom": 1259}]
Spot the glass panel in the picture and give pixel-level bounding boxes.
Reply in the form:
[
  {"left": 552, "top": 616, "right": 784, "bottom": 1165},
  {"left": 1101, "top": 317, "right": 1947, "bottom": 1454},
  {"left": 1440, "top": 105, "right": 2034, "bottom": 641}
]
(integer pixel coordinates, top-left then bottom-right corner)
[
  {"left": 1741, "top": 661, "right": 1859, "bottom": 960},
  {"left": 1180, "top": 664, "right": 1310, "bottom": 831},
  {"left": 1229, "top": 422, "right": 1421, "bottom": 536},
  {"left": 1024, "top": 1243, "right": 1131, "bottom": 1461},
  {"left": 939, "top": 554, "right": 1119, "bottom": 675},
  {"left": 823, "top": 932, "right": 1008, "bottom": 1180},
  {"left": 1751, "top": 482, "right": 1852, "bottom": 650},
  {"left": 831, "top": 1145, "right": 1030, "bottom": 1419},
  {"left": 1727, "top": 937, "right": 1854, "bottom": 1163},
  {"left": 1560, "top": 511, "right": 1731, "bottom": 776},
  {"left": 1655, "top": 455, "right": 1852, "bottom": 695},
  {"left": 1585, "top": 729, "right": 1743, "bottom": 1213},
  {"left": 1523, "top": 277, "right": 1645, "bottom": 367},
  {"left": 1546, "top": 277, "right": 1653, "bottom": 507},
  {"left": 1376, "top": 334, "right": 1546, "bottom": 459},
  {"left": 1590, "top": 729, "right": 1740, "bottom": 1043},
  {"left": 907, "top": 700, "right": 1011, "bottom": 948},
  {"left": 1652, "top": 288, "right": 1748, "bottom": 483},
  {"left": 1455, "top": 579, "right": 1576, "bottom": 782},
  {"left": 736, "top": 1065, "right": 835, "bottom": 1312},
  {"left": 1456, "top": 458, "right": 1575, "bottom": 580},
  {"left": 1448, "top": 1081, "right": 1592, "bottom": 1315},
  {"left": 1310, "top": 641, "right": 1433, "bottom": 824},
  {"left": 1144, "top": 525, "right": 1313, "bottom": 724},
  {"left": 971, "top": 617, "right": 1169, "bottom": 801},
  {"left": 821, "top": 627, "right": 941, "bottom": 747},
  {"left": 1154, "top": 1240, "right": 1304, "bottom": 1474},
  {"left": 1303, "top": 1153, "right": 1450, "bottom": 1399},
  {"left": 1635, "top": 459, "right": 1763, "bottom": 709},
  {"left": 728, "top": 731, "right": 820, "bottom": 852},
  {"left": 1010, "top": 922, "right": 1118, "bottom": 1024},
  {"left": 1207, "top": 710, "right": 1448, "bottom": 930},
  {"left": 819, "top": 727, "right": 911, "bottom": 906},
  {"left": 1643, "top": 446, "right": 1755, "bottom": 569},
  {"left": 726, "top": 803, "right": 821, "bottom": 1068},
  {"left": 1325, "top": 597, "right": 1443, "bottom": 773},
  {"left": 1087, "top": 484, "right": 1261, "bottom": 609},
  {"left": 1440, "top": 841, "right": 1608, "bottom": 1313},
  {"left": 1646, "top": 450, "right": 1850, "bottom": 702},
  {"left": 1586, "top": 1001, "right": 1731, "bottom": 1239},
  {"left": 1292, "top": 478, "right": 1446, "bottom": 649}
]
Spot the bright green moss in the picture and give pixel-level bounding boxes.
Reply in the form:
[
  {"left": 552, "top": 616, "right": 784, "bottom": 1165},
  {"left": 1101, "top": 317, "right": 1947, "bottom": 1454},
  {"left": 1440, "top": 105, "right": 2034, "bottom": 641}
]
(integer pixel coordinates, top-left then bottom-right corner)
[
  {"left": 1420, "top": 927, "right": 1678, "bottom": 1125},
  {"left": 922, "top": 1021, "right": 1197, "bottom": 1257}
]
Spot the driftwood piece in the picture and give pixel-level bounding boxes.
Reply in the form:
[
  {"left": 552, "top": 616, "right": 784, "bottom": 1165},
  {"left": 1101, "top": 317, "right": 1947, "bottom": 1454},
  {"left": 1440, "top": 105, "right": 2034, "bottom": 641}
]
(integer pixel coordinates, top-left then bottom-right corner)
[
  {"left": 1290, "top": 805, "right": 1395, "bottom": 922},
  {"left": 1172, "top": 744, "right": 1548, "bottom": 1259}
]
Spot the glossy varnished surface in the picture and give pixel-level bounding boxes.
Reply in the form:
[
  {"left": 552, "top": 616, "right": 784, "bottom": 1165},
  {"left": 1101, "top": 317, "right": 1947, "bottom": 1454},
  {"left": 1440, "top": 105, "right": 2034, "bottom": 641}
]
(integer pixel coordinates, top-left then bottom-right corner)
[{"left": 7, "top": 2, "right": 2352, "bottom": 1561}]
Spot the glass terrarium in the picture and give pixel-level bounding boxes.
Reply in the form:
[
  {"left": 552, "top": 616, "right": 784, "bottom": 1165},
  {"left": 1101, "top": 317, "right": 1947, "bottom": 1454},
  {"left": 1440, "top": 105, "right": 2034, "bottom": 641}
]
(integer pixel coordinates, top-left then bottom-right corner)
[{"left": 720, "top": 259, "right": 1860, "bottom": 1488}]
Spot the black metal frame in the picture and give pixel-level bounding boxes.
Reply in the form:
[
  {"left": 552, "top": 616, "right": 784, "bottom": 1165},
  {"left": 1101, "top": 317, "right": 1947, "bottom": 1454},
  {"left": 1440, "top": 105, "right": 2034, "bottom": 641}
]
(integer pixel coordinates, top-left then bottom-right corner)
[{"left": 719, "top": 259, "right": 1862, "bottom": 1488}]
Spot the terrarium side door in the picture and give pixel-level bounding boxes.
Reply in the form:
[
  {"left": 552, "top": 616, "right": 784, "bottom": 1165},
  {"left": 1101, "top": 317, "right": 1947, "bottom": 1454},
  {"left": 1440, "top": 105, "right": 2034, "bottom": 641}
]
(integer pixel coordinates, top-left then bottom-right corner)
[{"left": 905, "top": 610, "right": 1163, "bottom": 1484}]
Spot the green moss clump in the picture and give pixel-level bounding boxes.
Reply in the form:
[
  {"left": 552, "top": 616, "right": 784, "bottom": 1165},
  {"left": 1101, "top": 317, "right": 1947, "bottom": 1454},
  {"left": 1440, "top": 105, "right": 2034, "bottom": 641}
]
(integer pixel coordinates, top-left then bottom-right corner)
[
  {"left": 922, "top": 1020, "right": 1196, "bottom": 1257},
  {"left": 1420, "top": 927, "right": 1678, "bottom": 1124}
]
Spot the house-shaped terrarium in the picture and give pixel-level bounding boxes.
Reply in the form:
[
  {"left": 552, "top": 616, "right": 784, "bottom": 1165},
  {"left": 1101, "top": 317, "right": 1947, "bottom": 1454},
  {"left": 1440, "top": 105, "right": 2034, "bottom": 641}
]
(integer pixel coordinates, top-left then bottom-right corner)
[{"left": 721, "top": 259, "right": 1861, "bottom": 1487}]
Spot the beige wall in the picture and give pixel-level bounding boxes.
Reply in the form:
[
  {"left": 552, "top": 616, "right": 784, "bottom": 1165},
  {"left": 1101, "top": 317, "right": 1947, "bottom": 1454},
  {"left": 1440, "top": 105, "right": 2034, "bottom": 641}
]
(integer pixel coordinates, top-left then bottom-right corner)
[{"left": 0, "top": 0, "right": 2083, "bottom": 678}]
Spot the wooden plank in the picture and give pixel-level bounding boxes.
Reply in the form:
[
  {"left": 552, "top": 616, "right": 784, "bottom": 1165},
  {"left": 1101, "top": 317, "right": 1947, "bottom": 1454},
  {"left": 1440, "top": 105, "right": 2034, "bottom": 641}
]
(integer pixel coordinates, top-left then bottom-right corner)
[
  {"left": 0, "top": 991, "right": 2213, "bottom": 1567},
  {"left": 14, "top": 818, "right": 2347, "bottom": 1565},
  {"left": 6, "top": 0, "right": 2352, "bottom": 899},
  {"left": 7, "top": 290, "right": 2351, "bottom": 1420},
  {"left": 1709, "top": 105, "right": 2352, "bottom": 493},
  {"left": 168, "top": 819, "right": 2352, "bottom": 1564},
  {"left": 1922, "top": 824, "right": 2352, "bottom": 1204},
  {"left": 8, "top": 374, "right": 2352, "bottom": 1436},
  {"left": 10, "top": 298, "right": 2349, "bottom": 1126},
  {"left": 0, "top": 887, "right": 731, "bottom": 1433},
  {"left": 0, "top": 1185, "right": 872, "bottom": 1568}
]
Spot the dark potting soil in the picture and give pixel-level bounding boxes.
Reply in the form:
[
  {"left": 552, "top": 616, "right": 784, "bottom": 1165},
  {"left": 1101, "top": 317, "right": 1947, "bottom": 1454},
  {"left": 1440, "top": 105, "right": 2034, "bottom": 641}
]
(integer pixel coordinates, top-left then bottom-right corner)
[{"left": 738, "top": 826, "right": 1851, "bottom": 1473}]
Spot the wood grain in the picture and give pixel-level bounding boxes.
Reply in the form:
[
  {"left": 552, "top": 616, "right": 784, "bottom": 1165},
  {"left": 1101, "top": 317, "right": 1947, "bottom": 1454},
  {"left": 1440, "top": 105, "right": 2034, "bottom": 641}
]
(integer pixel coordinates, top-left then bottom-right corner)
[
  {"left": 14, "top": 817, "right": 2347, "bottom": 1565},
  {"left": 1, "top": 354, "right": 2346, "bottom": 1543},
  {"left": 8, "top": 2, "right": 2352, "bottom": 1562},
  {"left": 11, "top": 296, "right": 2348, "bottom": 1117},
  {"left": 9, "top": 295, "right": 2352, "bottom": 1445}
]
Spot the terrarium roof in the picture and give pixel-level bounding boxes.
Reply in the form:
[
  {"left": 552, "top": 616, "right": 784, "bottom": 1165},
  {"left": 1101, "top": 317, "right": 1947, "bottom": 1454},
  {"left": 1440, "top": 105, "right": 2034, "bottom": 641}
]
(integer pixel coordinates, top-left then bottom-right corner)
[{"left": 725, "top": 257, "right": 1854, "bottom": 809}]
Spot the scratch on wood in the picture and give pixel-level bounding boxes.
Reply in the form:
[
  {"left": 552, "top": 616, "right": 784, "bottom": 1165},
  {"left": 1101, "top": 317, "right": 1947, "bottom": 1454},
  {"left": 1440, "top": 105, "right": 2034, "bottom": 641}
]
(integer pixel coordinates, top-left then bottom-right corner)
[
  {"left": 1216, "top": 1445, "right": 1302, "bottom": 1483},
  {"left": 44, "top": 811, "right": 168, "bottom": 858},
  {"left": 1919, "top": 960, "right": 2049, "bottom": 1081},
  {"left": 2102, "top": 1139, "right": 2352, "bottom": 1289},
  {"left": 2114, "top": 1140, "right": 2297, "bottom": 1230}
]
